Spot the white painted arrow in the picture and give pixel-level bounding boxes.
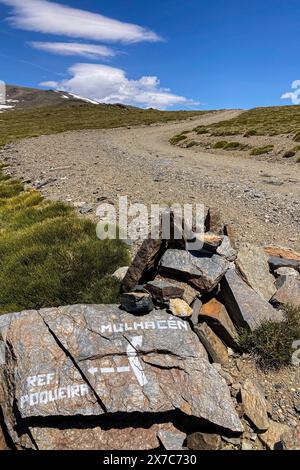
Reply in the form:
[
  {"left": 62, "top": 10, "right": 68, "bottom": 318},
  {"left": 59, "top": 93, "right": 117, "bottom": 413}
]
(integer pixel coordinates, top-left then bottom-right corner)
[{"left": 126, "top": 336, "right": 148, "bottom": 387}]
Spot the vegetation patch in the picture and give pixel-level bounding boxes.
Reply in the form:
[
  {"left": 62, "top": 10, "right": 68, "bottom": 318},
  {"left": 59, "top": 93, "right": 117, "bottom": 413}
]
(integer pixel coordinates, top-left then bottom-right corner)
[
  {"left": 212, "top": 141, "right": 250, "bottom": 151},
  {"left": 169, "top": 134, "right": 187, "bottom": 145},
  {"left": 186, "top": 140, "right": 199, "bottom": 148},
  {"left": 250, "top": 145, "right": 274, "bottom": 156},
  {"left": 0, "top": 103, "right": 207, "bottom": 150},
  {"left": 183, "top": 106, "right": 300, "bottom": 138},
  {"left": 239, "top": 305, "right": 300, "bottom": 370},
  {"left": 0, "top": 166, "right": 130, "bottom": 315}
]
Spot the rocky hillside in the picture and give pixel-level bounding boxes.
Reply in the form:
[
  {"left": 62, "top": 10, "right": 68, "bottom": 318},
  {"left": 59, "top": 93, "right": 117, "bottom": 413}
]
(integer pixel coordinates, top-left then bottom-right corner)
[
  {"left": 1, "top": 85, "right": 101, "bottom": 112},
  {"left": 1, "top": 208, "right": 299, "bottom": 451}
]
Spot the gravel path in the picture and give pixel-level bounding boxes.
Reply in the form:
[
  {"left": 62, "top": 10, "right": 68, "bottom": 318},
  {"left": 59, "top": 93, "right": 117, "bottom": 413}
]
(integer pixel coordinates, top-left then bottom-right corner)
[{"left": 2, "top": 109, "right": 300, "bottom": 250}]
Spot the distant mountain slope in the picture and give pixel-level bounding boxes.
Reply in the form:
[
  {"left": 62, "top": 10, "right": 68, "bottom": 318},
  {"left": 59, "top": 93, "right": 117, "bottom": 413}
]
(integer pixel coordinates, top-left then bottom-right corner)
[{"left": 3, "top": 85, "right": 100, "bottom": 111}]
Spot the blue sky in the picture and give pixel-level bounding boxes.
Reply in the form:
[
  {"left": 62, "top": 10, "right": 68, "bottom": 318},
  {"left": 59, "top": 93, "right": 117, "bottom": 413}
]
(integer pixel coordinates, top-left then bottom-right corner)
[{"left": 0, "top": 0, "right": 300, "bottom": 110}]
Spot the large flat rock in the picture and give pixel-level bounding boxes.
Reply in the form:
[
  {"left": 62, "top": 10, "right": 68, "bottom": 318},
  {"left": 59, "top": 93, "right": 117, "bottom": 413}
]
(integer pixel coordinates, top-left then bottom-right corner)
[
  {"left": 159, "top": 249, "right": 229, "bottom": 293},
  {"left": 236, "top": 244, "right": 276, "bottom": 301},
  {"left": 221, "top": 269, "right": 283, "bottom": 331},
  {"left": 0, "top": 305, "right": 243, "bottom": 449}
]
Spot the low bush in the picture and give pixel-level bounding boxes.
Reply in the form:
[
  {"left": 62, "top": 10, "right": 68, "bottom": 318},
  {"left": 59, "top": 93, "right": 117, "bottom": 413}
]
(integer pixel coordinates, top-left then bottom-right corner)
[
  {"left": 186, "top": 140, "right": 199, "bottom": 148},
  {"left": 169, "top": 134, "right": 187, "bottom": 145},
  {"left": 239, "top": 305, "right": 300, "bottom": 370},
  {"left": 250, "top": 145, "right": 274, "bottom": 156},
  {"left": 213, "top": 141, "right": 228, "bottom": 149}
]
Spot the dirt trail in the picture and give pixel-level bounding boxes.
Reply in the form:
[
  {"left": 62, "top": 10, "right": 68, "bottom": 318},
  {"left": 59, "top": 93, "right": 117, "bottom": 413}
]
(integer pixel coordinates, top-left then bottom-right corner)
[{"left": 3, "top": 109, "right": 300, "bottom": 250}]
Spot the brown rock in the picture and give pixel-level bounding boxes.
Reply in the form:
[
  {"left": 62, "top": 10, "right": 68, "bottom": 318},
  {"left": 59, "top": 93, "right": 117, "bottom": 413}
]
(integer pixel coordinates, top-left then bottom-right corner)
[
  {"left": 259, "top": 420, "right": 290, "bottom": 450},
  {"left": 0, "top": 425, "right": 9, "bottom": 450},
  {"left": 122, "top": 238, "right": 166, "bottom": 292},
  {"left": 169, "top": 299, "right": 193, "bottom": 318},
  {"left": 205, "top": 207, "right": 224, "bottom": 235},
  {"left": 224, "top": 224, "right": 237, "bottom": 249},
  {"left": 280, "top": 424, "right": 300, "bottom": 450},
  {"left": 155, "top": 275, "right": 199, "bottom": 305},
  {"left": 236, "top": 244, "right": 276, "bottom": 301},
  {"left": 200, "top": 298, "right": 239, "bottom": 349},
  {"left": 241, "top": 379, "right": 269, "bottom": 432},
  {"left": 264, "top": 246, "right": 300, "bottom": 263},
  {"left": 195, "top": 322, "right": 229, "bottom": 365},
  {"left": 29, "top": 423, "right": 178, "bottom": 451},
  {"left": 187, "top": 432, "right": 221, "bottom": 450}
]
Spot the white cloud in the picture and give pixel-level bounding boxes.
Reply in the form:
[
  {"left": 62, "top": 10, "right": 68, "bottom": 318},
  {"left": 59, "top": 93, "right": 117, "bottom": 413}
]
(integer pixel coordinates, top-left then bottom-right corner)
[
  {"left": 30, "top": 42, "right": 115, "bottom": 59},
  {"left": 0, "top": 0, "right": 161, "bottom": 43},
  {"left": 281, "top": 80, "right": 300, "bottom": 105},
  {"left": 39, "top": 63, "right": 199, "bottom": 109}
]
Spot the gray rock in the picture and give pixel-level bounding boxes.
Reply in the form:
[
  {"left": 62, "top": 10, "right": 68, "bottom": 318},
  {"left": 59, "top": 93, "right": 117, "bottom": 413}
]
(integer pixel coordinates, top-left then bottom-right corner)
[
  {"left": 271, "top": 276, "right": 300, "bottom": 308},
  {"left": 112, "top": 266, "right": 129, "bottom": 282},
  {"left": 195, "top": 323, "right": 229, "bottom": 365},
  {"left": 79, "top": 203, "right": 93, "bottom": 214},
  {"left": 0, "top": 306, "right": 243, "bottom": 449},
  {"left": 157, "top": 427, "right": 186, "bottom": 450},
  {"left": 236, "top": 244, "right": 276, "bottom": 301},
  {"left": 121, "top": 292, "right": 154, "bottom": 314},
  {"left": 274, "top": 267, "right": 300, "bottom": 279},
  {"left": 221, "top": 269, "right": 283, "bottom": 331},
  {"left": 190, "top": 297, "right": 202, "bottom": 325},
  {"left": 269, "top": 256, "right": 300, "bottom": 272},
  {"left": 160, "top": 249, "right": 229, "bottom": 293},
  {"left": 217, "top": 236, "right": 237, "bottom": 262},
  {"left": 145, "top": 279, "right": 186, "bottom": 303}
]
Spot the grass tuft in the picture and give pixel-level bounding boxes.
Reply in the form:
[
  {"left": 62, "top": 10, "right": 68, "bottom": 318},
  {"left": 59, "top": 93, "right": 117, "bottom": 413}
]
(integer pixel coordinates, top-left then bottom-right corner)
[
  {"left": 239, "top": 305, "right": 300, "bottom": 370},
  {"left": 0, "top": 168, "right": 130, "bottom": 314},
  {"left": 250, "top": 145, "right": 274, "bottom": 156}
]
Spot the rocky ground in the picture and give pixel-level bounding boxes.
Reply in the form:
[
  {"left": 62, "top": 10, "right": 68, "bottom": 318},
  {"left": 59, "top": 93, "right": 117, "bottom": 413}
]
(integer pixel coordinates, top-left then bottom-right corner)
[
  {"left": 2, "top": 110, "right": 300, "bottom": 251},
  {"left": 0, "top": 110, "right": 299, "bottom": 451}
]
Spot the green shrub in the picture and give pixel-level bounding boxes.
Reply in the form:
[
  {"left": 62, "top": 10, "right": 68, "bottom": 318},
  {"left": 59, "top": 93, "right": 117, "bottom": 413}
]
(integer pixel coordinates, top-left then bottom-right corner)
[
  {"left": 223, "top": 141, "right": 245, "bottom": 150},
  {"left": 293, "top": 131, "right": 300, "bottom": 142},
  {"left": 243, "top": 129, "right": 257, "bottom": 137},
  {"left": 239, "top": 305, "right": 300, "bottom": 370},
  {"left": 169, "top": 134, "right": 187, "bottom": 145},
  {"left": 186, "top": 140, "right": 199, "bottom": 148},
  {"left": 196, "top": 127, "right": 209, "bottom": 135},
  {"left": 250, "top": 145, "right": 274, "bottom": 156},
  {"left": 283, "top": 150, "right": 296, "bottom": 159},
  {"left": 0, "top": 169, "right": 130, "bottom": 314},
  {"left": 213, "top": 141, "right": 228, "bottom": 149},
  {"left": 297, "top": 157, "right": 300, "bottom": 163}
]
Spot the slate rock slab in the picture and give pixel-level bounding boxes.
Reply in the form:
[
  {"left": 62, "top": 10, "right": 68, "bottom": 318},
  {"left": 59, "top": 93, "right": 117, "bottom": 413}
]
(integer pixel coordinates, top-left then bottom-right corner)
[
  {"left": 160, "top": 249, "right": 229, "bottom": 293},
  {"left": 221, "top": 269, "right": 283, "bottom": 331},
  {"left": 269, "top": 256, "right": 300, "bottom": 272},
  {"left": 195, "top": 323, "right": 229, "bottom": 365},
  {"left": 0, "top": 305, "right": 243, "bottom": 449},
  {"left": 236, "top": 244, "right": 276, "bottom": 301},
  {"left": 240, "top": 379, "right": 269, "bottom": 432},
  {"left": 199, "top": 298, "right": 239, "bottom": 349}
]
